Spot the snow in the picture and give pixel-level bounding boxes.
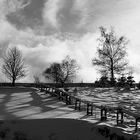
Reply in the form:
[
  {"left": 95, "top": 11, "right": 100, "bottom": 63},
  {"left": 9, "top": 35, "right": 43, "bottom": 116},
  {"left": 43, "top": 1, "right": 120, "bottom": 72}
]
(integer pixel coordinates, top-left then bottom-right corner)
[
  {"left": 0, "top": 118, "right": 137, "bottom": 140},
  {"left": 0, "top": 87, "right": 139, "bottom": 139}
]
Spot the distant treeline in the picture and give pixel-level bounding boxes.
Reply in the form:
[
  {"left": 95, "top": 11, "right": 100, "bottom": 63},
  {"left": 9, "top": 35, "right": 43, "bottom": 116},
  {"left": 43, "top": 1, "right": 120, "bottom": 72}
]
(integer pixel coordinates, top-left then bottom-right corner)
[
  {"left": 1, "top": 82, "right": 139, "bottom": 89},
  {"left": 0, "top": 82, "right": 95, "bottom": 88}
]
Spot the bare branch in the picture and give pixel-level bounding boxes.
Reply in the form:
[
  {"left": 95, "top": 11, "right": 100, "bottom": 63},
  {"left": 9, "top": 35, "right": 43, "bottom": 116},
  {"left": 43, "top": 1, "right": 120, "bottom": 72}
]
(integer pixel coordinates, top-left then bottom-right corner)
[
  {"left": 43, "top": 55, "right": 79, "bottom": 86},
  {"left": 92, "top": 26, "right": 128, "bottom": 82},
  {"left": 2, "top": 47, "right": 26, "bottom": 86}
]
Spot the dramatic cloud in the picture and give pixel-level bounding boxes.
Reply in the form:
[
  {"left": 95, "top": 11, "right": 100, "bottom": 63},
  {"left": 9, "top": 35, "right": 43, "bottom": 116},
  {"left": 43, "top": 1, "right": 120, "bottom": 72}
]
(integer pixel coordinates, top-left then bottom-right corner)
[
  {"left": 16, "top": 32, "right": 99, "bottom": 82},
  {"left": 6, "top": 0, "right": 31, "bottom": 13},
  {"left": 0, "top": 0, "right": 140, "bottom": 82},
  {"left": 43, "top": 0, "right": 64, "bottom": 28}
]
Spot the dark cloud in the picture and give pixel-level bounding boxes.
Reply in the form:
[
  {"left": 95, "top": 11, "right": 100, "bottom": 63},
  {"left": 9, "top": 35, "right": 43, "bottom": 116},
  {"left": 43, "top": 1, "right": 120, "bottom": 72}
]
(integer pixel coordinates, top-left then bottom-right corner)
[
  {"left": 6, "top": 0, "right": 45, "bottom": 30},
  {"left": 1, "top": 0, "right": 140, "bottom": 82},
  {"left": 57, "top": 0, "right": 82, "bottom": 33},
  {"left": 6, "top": 0, "right": 88, "bottom": 35}
]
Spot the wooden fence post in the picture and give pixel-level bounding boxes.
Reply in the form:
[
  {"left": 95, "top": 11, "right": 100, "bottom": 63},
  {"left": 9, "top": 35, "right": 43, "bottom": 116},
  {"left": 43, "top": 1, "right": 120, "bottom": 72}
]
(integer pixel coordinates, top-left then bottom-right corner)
[
  {"left": 58, "top": 91, "right": 62, "bottom": 100},
  {"left": 116, "top": 108, "right": 124, "bottom": 125},
  {"left": 135, "top": 118, "right": 138, "bottom": 132},
  {"left": 101, "top": 106, "right": 107, "bottom": 121},
  {"left": 65, "top": 95, "right": 71, "bottom": 105},
  {"left": 75, "top": 99, "right": 81, "bottom": 111},
  {"left": 87, "top": 103, "right": 93, "bottom": 115}
]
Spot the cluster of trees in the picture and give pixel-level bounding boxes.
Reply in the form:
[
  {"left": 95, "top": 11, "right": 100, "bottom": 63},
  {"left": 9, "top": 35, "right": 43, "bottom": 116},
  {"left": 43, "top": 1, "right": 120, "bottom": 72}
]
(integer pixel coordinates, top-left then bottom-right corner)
[
  {"left": 92, "top": 26, "right": 129, "bottom": 86},
  {"left": 117, "top": 75, "right": 135, "bottom": 88},
  {"left": 1, "top": 47, "right": 79, "bottom": 87},
  {"left": 1, "top": 26, "right": 134, "bottom": 88},
  {"left": 44, "top": 26, "right": 131, "bottom": 88},
  {"left": 94, "top": 75, "right": 135, "bottom": 89},
  {"left": 43, "top": 56, "right": 79, "bottom": 87}
]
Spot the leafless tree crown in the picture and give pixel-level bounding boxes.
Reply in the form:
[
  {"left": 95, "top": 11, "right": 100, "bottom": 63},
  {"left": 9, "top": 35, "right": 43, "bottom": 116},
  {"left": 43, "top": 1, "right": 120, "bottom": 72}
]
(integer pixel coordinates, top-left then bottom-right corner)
[
  {"left": 44, "top": 55, "right": 79, "bottom": 86},
  {"left": 92, "top": 26, "right": 128, "bottom": 80},
  {"left": 33, "top": 75, "right": 40, "bottom": 84},
  {"left": 2, "top": 47, "right": 26, "bottom": 86}
]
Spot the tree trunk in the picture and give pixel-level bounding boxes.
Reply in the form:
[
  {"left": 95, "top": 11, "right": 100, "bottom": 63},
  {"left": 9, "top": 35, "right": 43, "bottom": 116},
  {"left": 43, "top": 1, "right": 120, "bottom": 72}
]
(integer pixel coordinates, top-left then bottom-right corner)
[
  {"left": 12, "top": 78, "right": 15, "bottom": 86},
  {"left": 110, "top": 58, "right": 115, "bottom": 86},
  {"left": 61, "top": 82, "right": 64, "bottom": 88},
  {"left": 110, "top": 59, "right": 114, "bottom": 79},
  {"left": 111, "top": 68, "right": 114, "bottom": 81}
]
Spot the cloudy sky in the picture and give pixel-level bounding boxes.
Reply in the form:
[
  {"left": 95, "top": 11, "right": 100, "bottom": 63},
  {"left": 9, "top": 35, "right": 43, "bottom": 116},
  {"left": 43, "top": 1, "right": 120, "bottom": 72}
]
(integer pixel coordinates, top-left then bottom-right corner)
[{"left": 0, "top": 0, "right": 140, "bottom": 82}]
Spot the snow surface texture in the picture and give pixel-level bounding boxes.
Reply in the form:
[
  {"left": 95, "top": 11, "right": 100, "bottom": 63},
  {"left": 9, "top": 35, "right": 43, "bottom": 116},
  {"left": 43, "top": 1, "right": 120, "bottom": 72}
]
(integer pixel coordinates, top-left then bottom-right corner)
[
  {"left": 0, "top": 119, "right": 137, "bottom": 140},
  {"left": 0, "top": 87, "right": 139, "bottom": 139}
]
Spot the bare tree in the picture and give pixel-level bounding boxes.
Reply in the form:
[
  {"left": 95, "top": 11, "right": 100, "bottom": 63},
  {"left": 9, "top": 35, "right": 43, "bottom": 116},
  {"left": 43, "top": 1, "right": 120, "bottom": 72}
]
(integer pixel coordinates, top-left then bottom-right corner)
[
  {"left": 33, "top": 75, "right": 41, "bottom": 87},
  {"left": 60, "top": 56, "right": 79, "bottom": 86},
  {"left": 33, "top": 75, "right": 40, "bottom": 84},
  {"left": 92, "top": 27, "right": 128, "bottom": 85},
  {"left": 44, "top": 56, "right": 79, "bottom": 87},
  {"left": 44, "top": 63, "right": 61, "bottom": 83},
  {"left": 2, "top": 47, "right": 26, "bottom": 86}
]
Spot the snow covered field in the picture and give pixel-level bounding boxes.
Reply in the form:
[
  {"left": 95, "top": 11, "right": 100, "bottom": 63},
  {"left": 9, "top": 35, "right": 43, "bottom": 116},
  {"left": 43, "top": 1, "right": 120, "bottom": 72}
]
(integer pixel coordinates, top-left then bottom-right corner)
[{"left": 0, "top": 87, "right": 139, "bottom": 140}]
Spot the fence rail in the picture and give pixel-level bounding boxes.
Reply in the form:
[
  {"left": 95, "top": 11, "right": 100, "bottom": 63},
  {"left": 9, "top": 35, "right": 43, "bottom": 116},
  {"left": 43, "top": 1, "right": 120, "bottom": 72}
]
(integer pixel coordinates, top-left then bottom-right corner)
[{"left": 37, "top": 84, "right": 140, "bottom": 132}]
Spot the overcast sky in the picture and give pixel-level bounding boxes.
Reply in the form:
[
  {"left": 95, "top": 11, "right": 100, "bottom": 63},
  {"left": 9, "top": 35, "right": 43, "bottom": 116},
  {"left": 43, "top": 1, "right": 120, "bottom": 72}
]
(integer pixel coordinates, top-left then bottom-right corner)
[{"left": 0, "top": 0, "right": 140, "bottom": 82}]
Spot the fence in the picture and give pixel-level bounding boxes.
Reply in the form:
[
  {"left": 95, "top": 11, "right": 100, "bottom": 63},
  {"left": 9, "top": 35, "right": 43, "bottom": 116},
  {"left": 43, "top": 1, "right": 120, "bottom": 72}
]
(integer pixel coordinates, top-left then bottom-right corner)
[{"left": 37, "top": 84, "right": 140, "bottom": 132}]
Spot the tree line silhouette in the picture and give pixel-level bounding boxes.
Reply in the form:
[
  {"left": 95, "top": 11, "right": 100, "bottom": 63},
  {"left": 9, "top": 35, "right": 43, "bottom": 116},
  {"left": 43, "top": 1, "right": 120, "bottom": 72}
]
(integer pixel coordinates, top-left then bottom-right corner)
[{"left": 0, "top": 26, "right": 137, "bottom": 88}]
